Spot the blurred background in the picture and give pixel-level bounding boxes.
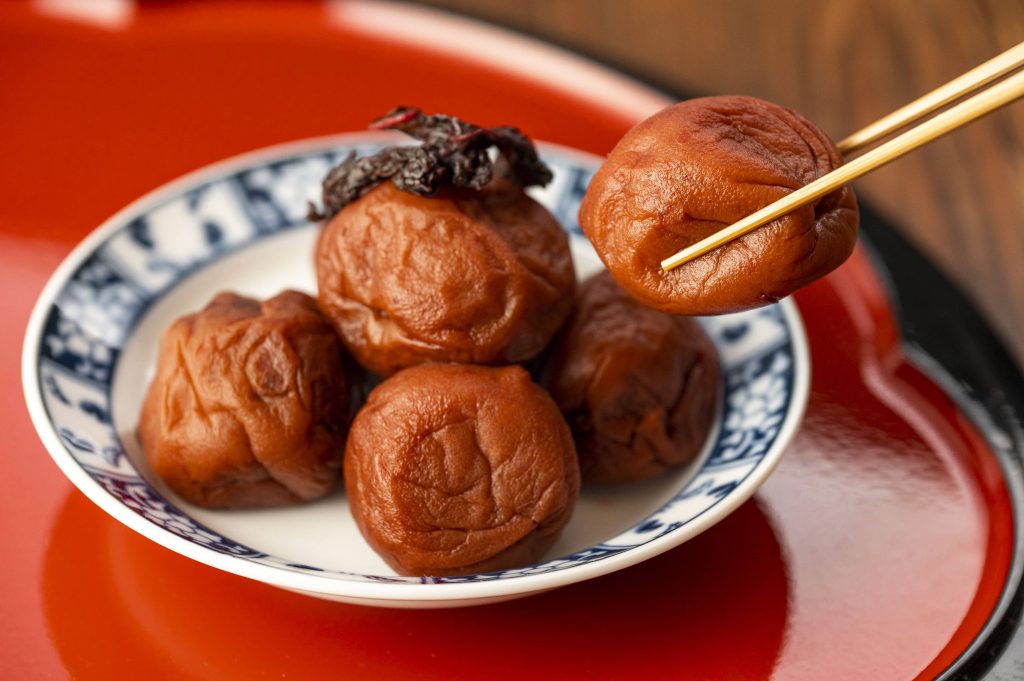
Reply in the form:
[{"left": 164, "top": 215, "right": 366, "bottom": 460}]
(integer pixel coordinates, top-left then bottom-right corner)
[{"left": 419, "top": 0, "right": 1024, "bottom": 364}]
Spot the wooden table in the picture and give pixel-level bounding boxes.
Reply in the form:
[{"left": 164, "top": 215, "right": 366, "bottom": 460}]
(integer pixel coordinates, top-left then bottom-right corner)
[{"left": 421, "top": 0, "right": 1024, "bottom": 364}]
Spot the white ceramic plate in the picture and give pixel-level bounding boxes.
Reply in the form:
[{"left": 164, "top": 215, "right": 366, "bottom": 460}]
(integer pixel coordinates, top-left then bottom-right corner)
[{"left": 23, "top": 135, "right": 809, "bottom": 608}]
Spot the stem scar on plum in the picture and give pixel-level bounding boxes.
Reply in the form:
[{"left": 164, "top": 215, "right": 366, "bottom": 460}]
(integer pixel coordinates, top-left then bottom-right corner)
[{"left": 307, "top": 107, "right": 554, "bottom": 222}]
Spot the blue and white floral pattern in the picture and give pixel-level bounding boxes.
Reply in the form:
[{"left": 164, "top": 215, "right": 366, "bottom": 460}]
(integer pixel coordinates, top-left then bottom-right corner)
[{"left": 33, "top": 139, "right": 800, "bottom": 585}]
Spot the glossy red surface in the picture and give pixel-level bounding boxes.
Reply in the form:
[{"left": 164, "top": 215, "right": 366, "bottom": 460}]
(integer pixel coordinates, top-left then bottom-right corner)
[{"left": 0, "top": 2, "right": 1013, "bottom": 679}]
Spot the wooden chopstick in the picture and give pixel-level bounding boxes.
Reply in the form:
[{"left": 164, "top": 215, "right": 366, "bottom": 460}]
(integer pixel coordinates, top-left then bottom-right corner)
[
  {"left": 838, "top": 41, "right": 1024, "bottom": 155},
  {"left": 660, "top": 67, "right": 1024, "bottom": 273}
]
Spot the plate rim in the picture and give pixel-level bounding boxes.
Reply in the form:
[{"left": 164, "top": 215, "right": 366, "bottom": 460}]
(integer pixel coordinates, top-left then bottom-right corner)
[{"left": 21, "top": 133, "right": 810, "bottom": 603}]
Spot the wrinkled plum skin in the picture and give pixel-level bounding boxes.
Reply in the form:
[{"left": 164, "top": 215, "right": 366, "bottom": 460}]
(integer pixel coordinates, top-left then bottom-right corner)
[
  {"left": 316, "top": 177, "right": 575, "bottom": 376},
  {"left": 138, "top": 290, "right": 354, "bottom": 509},
  {"left": 344, "top": 364, "right": 580, "bottom": 577},
  {"left": 545, "top": 272, "right": 721, "bottom": 483},
  {"left": 580, "top": 95, "right": 859, "bottom": 315}
]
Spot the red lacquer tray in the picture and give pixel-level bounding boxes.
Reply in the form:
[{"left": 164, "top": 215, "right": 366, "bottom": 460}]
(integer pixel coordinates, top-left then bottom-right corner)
[{"left": 2, "top": 2, "right": 1021, "bottom": 679}]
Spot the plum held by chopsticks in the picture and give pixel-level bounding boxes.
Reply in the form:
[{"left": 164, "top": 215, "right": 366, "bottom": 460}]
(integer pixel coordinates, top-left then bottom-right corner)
[{"left": 579, "top": 95, "right": 859, "bottom": 316}]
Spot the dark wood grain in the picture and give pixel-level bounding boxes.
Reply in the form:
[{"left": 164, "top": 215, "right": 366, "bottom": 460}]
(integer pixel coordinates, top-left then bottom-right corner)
[{"left": 416, "top": 0, "right": 1024, "bottom": 365}]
